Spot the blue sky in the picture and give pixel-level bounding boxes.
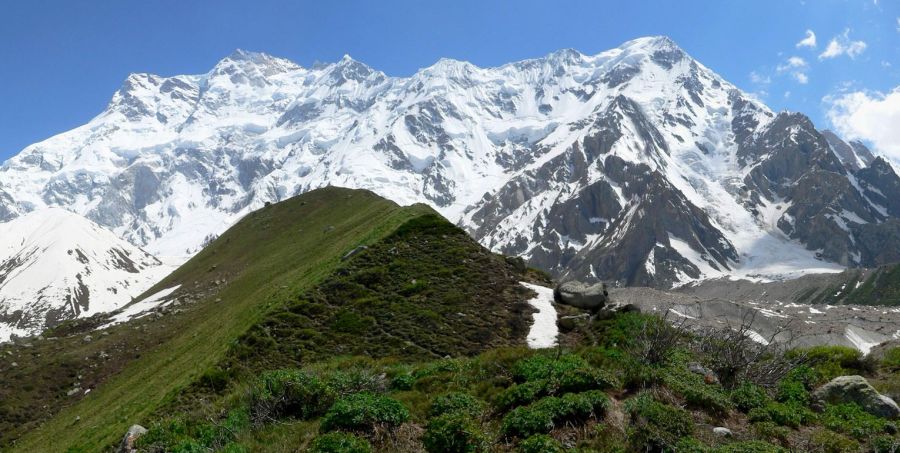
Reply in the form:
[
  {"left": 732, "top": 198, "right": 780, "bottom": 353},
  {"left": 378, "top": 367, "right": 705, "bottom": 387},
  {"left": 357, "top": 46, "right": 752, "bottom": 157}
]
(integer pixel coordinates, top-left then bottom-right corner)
[{"left": 1, "top": 0, "right": 898, "bottom": 161}]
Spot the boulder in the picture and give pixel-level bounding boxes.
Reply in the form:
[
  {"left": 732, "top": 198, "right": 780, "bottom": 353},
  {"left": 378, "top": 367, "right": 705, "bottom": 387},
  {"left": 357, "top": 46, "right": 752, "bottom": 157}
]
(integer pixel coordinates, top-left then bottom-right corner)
[
  {"left": 341, "top": 245, "right": 369, "bottom": 261},
  {"left": 553, "top": 281, "right": 608, "bottom": 310},
  {"left": 117, "top": 424, "right": 148, "bottom": 453},
  {"left": 812, "top": 375, "right": 900, "bottom": 419},
  {"left": 712, "top": 427, "right": 733, "bottom": 437}
]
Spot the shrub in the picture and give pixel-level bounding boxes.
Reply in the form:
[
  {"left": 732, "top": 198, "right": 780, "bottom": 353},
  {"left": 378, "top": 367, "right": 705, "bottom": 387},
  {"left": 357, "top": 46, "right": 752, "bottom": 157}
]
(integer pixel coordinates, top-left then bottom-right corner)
[
  {"left": 625, "top": 392, "right": 694, "bottom": 451},
  {"left": 713, "top": 440, "right": 786, "bottom": 453},
  {"left": 422, "top": 412, "right": 489, "bottom": 453},
  {"left": 807, "top": 429, "right": 859, "bottom": 453},
  {"left": 556, "top": 367, "right": 619, "bottom": 393},
  {"left": 801, "top": 345, "right": 874, "bottom": 380},
  {"left": 250, "top": 369, "right": 334, "bottom": 424},
  {"left": 881, "top": 347, "right": 900, "bottom": 371},
  {"left": 390, "top": 372, "right": 415, "bottom": 391},
  {"left": 774, "top": 380, "right": 809, "bottom": 405},
  {"left": 309, "top": 432, "right": 373, "bottom": 453},
  {"left": 664, "top": 368, "right": 732, "bottom": 415},
  {"left": 198, "top": 367, "right": 233, "bottom": 392},
  {"left": 518, "top": 434, "right": 564, "bottom": 453},
  {"left": 747, "top": 402, "right": 813, "bottom": 428},
  {"left": 675, "top": 438, "right": 711, "bottom": 452},
  {"left": 326, "top": 369, "right": 385, "bottom": 396},
  {"left": 501, "top": 391, "right": 609, "bottom": 438},
  {"left": 751, "top": 421, "right": 790, "bottom": 446},
  {"left": 731, "top": 382, "right": 769, "bottom": 412},
  {"left": 495, "top": 380, "right": 549, "bottom": 411},
  {"left": 500, "top": 404, "right": 554, "bottom": 438},
  {"left": 872, "top": 434, "right": 900, "bottom": 453},
  {"left": 320, "top": 392, "right": 409, "bottom": 432},
  {"left": 512, "top": 354, "right": 588, "bottom": 382},
  {"left": 821, "top": 403, "right": 890, "bottom": 440},
  {"left": 429, "top": 392, "right": 486, "bottom": 418}
]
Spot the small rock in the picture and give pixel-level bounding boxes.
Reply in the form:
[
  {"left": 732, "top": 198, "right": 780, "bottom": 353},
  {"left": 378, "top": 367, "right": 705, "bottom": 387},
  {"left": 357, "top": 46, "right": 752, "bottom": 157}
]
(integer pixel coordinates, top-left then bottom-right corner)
[
  {"left": 713, "top": 427, "right": 733, "bottom": 437},
  {"left": 10, "top": 362, "right": 17, "bottom": 367},
  {"left": 83, "top": 335, "right": 93, "bottom": 343},
  {"left": 117, "top": 424, "right": 148, "bottom": 453},
  {"left": 341, "top": 245, "right": 369, "bottom": 261},
  {"left": 812, "top": 375, "right": 900, "bottom": 419},
  {"left": 688, "top": 362, "right": 720, "bottom": 384}
]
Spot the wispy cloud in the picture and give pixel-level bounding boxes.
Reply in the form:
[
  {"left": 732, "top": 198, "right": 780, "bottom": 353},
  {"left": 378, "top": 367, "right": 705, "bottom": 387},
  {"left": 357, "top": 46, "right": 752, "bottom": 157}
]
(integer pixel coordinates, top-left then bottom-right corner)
[
  {"left": 819, "top": 29, "right": 867, "bottom": 59},
  {"left": 749, "top": 71, "right": 771, "bottom": 85},
  {"left": 826, "top": 87, "right": 900, "bottom": 159},
  {"left": 776, "top": 56, "right": 810, "bottom": 84},
  {"left": 796, "top": 30, "right": 817, "bottom": 48}
]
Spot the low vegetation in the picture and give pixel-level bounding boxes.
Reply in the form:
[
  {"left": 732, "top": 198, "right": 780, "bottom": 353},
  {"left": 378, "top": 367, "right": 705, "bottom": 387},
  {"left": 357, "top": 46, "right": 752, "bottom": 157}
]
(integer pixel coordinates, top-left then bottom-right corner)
[{"left": 126, "top": 310, "right": 900, "bottom": 452}]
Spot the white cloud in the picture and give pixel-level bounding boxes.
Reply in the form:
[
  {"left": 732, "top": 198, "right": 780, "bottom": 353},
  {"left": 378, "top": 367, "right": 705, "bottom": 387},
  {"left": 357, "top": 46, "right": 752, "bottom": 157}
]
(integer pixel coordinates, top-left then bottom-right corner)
[
  {"left": 776, "top": 56, "right": 809, "bottom": 84},
  {"left": 819, "top": 29, "right": 867, "bottom": 59},
  {"left": 777, "top": 56, "right": 808, "bottom": 71},
  {"left": 796, "top": 30, "right": 817, "bottom": 48},
  {"left": 826, "top": 87, "right": 900, "bottom": 159},
  {"left": 784, "top": 91, "right": 792, "bottom": 99},
  {"left": 749, "top": 71, "right": 771, "bottom": 85}
]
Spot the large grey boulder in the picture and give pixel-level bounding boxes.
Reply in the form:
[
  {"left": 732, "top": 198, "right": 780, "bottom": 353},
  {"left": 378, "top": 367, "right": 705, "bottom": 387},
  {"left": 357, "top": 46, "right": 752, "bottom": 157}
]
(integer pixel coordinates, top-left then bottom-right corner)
[
  {"left": 117, "top": 424, "right": 148, "bottom": 453},
  {"left": 812, "top": 375, "right": 900, "bottom": 419},
  {"left": 554, "top": 281, "right": 609, "bottom": 310}
]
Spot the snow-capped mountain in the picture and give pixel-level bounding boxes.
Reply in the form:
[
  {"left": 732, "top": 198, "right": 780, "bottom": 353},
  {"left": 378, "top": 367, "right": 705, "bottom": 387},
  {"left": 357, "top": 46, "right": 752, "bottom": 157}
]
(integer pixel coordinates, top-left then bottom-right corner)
[
  {"left": 2, "top": 36, "right": 899, "bottom": 290},
  {"left": 0, "top": 209, "right": 171, "bottom": 341}
]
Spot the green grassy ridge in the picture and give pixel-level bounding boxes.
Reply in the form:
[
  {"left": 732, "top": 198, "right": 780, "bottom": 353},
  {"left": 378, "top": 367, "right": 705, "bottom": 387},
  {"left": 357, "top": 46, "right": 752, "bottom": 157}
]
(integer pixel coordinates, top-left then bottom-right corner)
[
  {"left": 131, "top": 208, "right": 544, "bottom": 441},
  {"left": 129, "top": 313, "right": 900, "bottom": 452},
  {"left": 6, "top": 187, "right": 435, "bottom": 452}
]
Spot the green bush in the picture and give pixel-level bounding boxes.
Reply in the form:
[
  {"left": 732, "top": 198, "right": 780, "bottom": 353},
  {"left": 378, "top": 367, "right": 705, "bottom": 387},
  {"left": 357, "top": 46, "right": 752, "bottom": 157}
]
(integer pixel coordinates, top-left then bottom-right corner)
[
  {"left": 422, "top": 412, "right": 489, "bottom": 453},
  {"left": 495, "top": 380, "right": 549, "bottom": 411},
  {"left": 881, "top": 347, "right": 900, "bottom": 371},
  {"left": 250, "top": 369, "right": 334, "bottom": 423},
  {"left": 748, "top": 402, "right": 813, "bottom": 428},
  {"left": 665, "top": 368, "right": 731, "bottom": 415},
  {"left": 801, "top": 345, "right": 873, "bottom": 380},
  {"left": 501, "top": 391, "right": 609, "bottom": 438},
  {"left": 390, "top": 372, "right": 415, "bottom": 391},
  {"left": 326, "top": 369, "right": 384, "bottom": 396},
  {"left": 731, "top": 382, "right": 769, "bottom": 412},
  {"left": 821, "top": 403, "right": 890, "bottom": 440},
  {"left": 872, "top": 434, "right": 900, "bottom": 453},
  {"left": 309, "top": 432, "right": 373, "bottom": 453},
  {"left": 517, "top": 434, "right": 564, "bottom": 453},
  {"left": 556, "top": 367, "right": 619, "bottom": 393},
  {"left": 713, "top": 440, "right": 786, "bottom": 453},
  {"left": 625, "top": 392, "right": 694, "bottom": 451},
  {"left": 671, "top": 438, "right": 709, "bottom": 452},
  {"left": 429, "top": 392, "right": 486, "bottom": 418},
  {"left": 807, "top": 429, "right": 859, "bottom": 453},
  {"left": 512, "top": 354, "right": 588, "bottom": 382},
  {"left": 750, "top": 421, "right": 790, "bottom": 446},
  {"left": 500, "top": 404, "right": 554, "bottom": 438},
  {"left": 136, "top": 409, "right": 249, "bottom": 452},
  {"left": 320, "top": 392, "right": 409, "bottom": 432}
]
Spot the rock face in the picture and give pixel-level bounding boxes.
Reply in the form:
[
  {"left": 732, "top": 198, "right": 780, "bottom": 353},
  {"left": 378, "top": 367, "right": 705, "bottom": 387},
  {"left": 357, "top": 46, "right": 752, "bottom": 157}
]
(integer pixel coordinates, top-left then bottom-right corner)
[
  {"left": 812, "top": 375, "right": 900, "bottom": 420},
  {"left": 553, "top": 281, "right": 608, "bottom": 310},
  {"left": 117, "top": 424, "right": 148, "bottom": 453},
  {"left": 2, "top": 36, "right": 900, "bottom": 289}
]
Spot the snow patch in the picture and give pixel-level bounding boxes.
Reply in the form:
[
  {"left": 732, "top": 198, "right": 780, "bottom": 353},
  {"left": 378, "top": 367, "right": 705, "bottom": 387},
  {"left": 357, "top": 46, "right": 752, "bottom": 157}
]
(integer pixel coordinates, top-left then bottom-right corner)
[{"left": 520, "top": 282, "right": 558, "bottom": 349}]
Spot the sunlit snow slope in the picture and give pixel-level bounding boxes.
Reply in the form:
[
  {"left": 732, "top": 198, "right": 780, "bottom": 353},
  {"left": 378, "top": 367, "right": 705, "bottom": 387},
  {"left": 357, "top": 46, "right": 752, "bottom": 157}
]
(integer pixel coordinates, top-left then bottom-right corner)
[
  {"left": 0, "top": 209, "right": 172, "bottom": 340},
  {"left": 2, "top": 36, "right": 899, "bottom": 290}
]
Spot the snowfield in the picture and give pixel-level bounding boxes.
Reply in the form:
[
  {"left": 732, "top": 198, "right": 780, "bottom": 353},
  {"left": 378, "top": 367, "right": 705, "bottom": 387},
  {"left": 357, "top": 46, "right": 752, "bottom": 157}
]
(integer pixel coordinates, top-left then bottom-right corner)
[{"left": 520, "top": 282, "right": 559, "bottom": 349}]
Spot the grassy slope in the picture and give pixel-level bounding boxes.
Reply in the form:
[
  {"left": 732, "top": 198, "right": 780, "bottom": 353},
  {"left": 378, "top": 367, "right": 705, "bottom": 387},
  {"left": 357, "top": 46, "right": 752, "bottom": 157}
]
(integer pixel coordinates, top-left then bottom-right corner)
[{"left": 9, "top": 187, "right": 433, "bottom": 452}]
